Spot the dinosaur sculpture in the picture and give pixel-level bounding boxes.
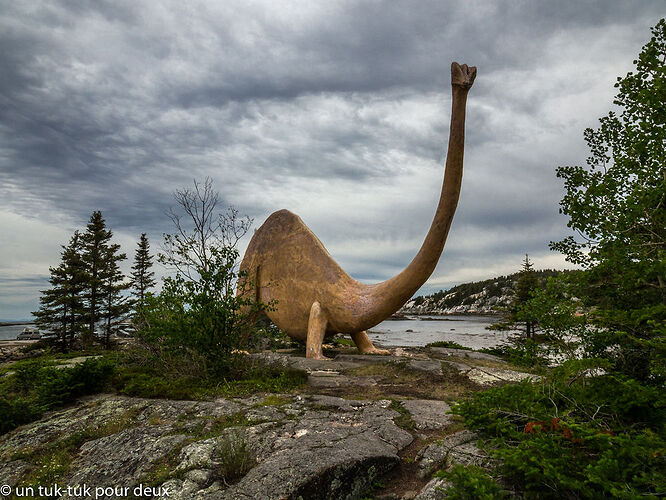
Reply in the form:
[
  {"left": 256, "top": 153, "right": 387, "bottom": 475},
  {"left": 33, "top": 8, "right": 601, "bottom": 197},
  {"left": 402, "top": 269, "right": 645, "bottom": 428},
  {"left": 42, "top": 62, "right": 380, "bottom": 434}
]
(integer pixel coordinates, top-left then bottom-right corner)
[{"left": 239, "top": 62, "right": 476, "bottom": 359}]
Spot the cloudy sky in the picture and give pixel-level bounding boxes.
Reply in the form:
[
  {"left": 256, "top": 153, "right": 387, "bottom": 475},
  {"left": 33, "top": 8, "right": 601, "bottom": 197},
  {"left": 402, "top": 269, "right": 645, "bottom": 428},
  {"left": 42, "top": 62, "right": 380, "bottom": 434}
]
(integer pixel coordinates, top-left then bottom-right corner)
[{"left": 0, "top": 1, "right": 662, "bottom": 319}]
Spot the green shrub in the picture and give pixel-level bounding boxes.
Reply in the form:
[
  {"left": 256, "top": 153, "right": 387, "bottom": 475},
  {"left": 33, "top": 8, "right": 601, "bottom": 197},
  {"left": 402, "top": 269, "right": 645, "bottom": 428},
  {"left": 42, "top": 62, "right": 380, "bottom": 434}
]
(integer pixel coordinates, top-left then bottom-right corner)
[
  {"left": 426, "top": 341, "right": 472, "bottom": 350},
  {"left": 452, "top": 369, "right": 666, "bottom": 498},
  {"left": 478, "top": 341, "right": 548, "bottom": 369},
  {"left": 0, "top": 357, "right": 115, "bottom": 435},
  {"left": 436, "top": 465, "right": 507, "bottom": 499},
  {"left": 215, "top": 429, "right": 256, "bottom": 483},
  {"left": 109, "top": 348, "right": 307, "bottom": 400}
]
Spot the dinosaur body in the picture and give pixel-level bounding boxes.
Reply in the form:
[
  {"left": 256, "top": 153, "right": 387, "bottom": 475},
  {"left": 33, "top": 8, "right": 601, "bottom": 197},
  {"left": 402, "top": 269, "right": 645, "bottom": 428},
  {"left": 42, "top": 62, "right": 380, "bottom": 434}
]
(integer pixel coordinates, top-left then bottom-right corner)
[{"left": 240, "top": 62, "right": 476, "bottom": 359}]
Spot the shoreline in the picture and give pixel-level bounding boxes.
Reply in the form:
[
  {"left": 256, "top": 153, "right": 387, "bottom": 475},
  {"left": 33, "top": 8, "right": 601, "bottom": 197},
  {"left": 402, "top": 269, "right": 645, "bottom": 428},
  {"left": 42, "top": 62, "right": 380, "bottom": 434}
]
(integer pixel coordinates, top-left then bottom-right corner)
[
  {"left": 397, "top": 312, "right": 503, "bottom": 318},
  {"left": 0, "top": 321, "right": 34, "bottom": 327}
]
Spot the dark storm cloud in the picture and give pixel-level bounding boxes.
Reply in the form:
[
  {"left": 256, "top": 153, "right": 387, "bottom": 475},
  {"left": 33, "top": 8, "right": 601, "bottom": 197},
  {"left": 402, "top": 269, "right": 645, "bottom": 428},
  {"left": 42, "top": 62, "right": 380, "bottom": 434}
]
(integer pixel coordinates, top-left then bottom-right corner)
[{"left": 0, "top": 0, "right": 663, "bottom": 318}]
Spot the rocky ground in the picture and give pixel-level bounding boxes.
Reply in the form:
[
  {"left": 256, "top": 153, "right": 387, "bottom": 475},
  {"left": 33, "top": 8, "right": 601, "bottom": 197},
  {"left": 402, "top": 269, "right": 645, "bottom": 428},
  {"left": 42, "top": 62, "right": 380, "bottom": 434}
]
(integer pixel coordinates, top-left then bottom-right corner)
[
  {"left": 0, "top": 346, "right": 538, "bottom": 499},
  {"left": 0, "top": 341, "right": 40, "bottom": 364}
]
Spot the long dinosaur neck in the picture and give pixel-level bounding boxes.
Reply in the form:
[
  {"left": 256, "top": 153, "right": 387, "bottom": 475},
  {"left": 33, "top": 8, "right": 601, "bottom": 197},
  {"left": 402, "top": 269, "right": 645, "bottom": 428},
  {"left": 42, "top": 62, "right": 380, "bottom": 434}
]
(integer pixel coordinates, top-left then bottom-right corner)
[{"left": 358, "top": 85, "right": 470, "bottom": 324}]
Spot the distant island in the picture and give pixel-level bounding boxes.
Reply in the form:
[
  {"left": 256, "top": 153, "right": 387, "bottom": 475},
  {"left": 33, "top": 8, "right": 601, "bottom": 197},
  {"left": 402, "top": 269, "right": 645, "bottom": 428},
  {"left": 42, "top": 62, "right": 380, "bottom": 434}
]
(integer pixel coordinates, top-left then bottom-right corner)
[
  {"left": 0, "top": 321, "right": 34, "bottom": 327},
  {"left": 400, "top": 269, "right": 562, "bottom": 315}
]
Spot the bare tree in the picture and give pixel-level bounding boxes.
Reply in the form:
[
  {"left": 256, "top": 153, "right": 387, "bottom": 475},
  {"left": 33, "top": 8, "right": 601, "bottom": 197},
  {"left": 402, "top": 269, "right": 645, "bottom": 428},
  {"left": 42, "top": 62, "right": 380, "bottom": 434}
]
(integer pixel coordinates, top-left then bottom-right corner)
[{"left": 160, "top": 177, "right": 252, "bottom": 281}]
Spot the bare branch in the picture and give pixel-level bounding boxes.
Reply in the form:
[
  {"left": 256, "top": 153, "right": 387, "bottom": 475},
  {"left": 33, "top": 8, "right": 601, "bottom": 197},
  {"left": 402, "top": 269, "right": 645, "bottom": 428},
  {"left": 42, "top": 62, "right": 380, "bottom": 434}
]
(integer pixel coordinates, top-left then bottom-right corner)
[{"left": 159, "top": 177, "right": 253, "bottom": 282}]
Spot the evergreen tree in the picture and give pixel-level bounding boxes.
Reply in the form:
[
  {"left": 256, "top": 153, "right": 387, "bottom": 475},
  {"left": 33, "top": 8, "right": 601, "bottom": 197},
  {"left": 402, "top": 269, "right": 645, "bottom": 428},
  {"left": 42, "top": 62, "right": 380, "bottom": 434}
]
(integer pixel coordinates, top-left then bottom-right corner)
[
  {"left": 514, "top": 254, "right": 539, "bottom": 338},
  {"left": 81, "top": 211, "right": 111, "bottom": 342},
  {"left": 489, "top": 254, "right": 541, "bottom": 341},
  {"left": 99, "top": 242, "right": 130, "bottom": 348},
  {"left": 81, "top": 211, "right": 127, "bottom": 345},
  {"left": 33, "top": 231, "right": 87, "bottom": 350},
  {"left": 130, "top": 233, "right": 156, "bottom": 322}
]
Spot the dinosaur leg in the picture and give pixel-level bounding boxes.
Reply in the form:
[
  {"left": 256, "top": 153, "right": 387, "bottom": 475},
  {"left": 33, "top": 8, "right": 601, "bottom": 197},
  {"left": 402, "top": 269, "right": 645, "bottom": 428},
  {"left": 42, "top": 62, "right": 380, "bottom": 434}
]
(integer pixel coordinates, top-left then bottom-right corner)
[
  {"left": 306, "top": 301, "right": 328, "bottom": 360},
  {"left": 351, "top": 331, "right": 391, "bottom": 355}
]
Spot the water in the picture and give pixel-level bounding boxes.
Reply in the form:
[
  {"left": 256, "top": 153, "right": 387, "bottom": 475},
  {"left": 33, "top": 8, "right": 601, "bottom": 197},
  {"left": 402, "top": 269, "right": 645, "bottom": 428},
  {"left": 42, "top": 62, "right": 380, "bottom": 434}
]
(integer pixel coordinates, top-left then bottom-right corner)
[
  {"left": 0, "top": 324, "right": 34, "bottom": 340},
  {"left": 368, "top": 315, "right": 511, "bottom": 350},
  {"left": 1, "top": 316, "right": 512, "bottom": 349}
]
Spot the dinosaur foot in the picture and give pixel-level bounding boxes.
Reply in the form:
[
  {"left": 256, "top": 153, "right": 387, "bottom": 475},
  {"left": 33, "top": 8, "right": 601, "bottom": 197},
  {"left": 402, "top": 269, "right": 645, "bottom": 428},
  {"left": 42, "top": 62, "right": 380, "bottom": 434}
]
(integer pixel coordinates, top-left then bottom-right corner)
[
  {"left": 360, "top": 346, "right": 391, "bottom": 356},
  {"left": 306, "top": 352, "right": 331, "bottom": 360}
]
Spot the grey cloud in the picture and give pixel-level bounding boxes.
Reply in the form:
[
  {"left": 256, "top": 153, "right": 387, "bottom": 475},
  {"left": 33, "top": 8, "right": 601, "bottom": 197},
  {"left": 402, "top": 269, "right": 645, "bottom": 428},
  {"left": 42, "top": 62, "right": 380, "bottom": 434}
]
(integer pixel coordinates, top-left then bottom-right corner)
[{"left": 0, "top": 0, "right": 663, "bottom": 318}]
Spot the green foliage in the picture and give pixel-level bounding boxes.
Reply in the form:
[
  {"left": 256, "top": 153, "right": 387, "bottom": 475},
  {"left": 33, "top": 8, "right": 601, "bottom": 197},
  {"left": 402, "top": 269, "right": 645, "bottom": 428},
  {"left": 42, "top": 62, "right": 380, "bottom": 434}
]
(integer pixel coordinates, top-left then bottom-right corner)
[
  {"left": 481, "top": 341, "right": 549, "bottom": 369},
  {"left": 436, "top": 465, "right": 507, "bottom": 499},
  {"left": 0, "top": 357, "right": 115, "bottom": 435},
  {"left": 130, "top": 232, "right": 156, "bottom": 323},
  {"left": 512, "top": 255, "right": 539, "bottom": 338},
  {"left": 34, "top": 211, "right": 129, "bottom": 349},
  {"left": 81, "top": 210, "right": 128, "bottom": 345},
  {"left": 214, "top": 429, "right": 256, "bottom": 484},
  {"left": 18, "top": 448, "right": 72, "bottom": 495},
  {"left": 453, "top": 370, "right": 666, "bottom": 498},
  {"left": 0, "top": 345, "right": 306, "bottom": 436},
  {"left": 388, "top": 399, "right": 417, "bottom": 431},
  {"left": 110, "top": 347, "right": 307, "bottom": 400},
  {"left": 492, "top": 274, "right": 589, "bottom": 367},
  {"left": 329, "top": 335, "right": 356, "bottom": 347},
  {"left": 426, "top": 340, "right": 472, "bottom": 350},
  {"left": 245, "top": 318, "right": 299, "bottom": 350},
  {"left": 140, "top": 245, "right": 267, "bottom": 376},
  {"left": 550, "top": 18, "right": 666, "bottom": 382},
  {"left": 33, "top": 231, "right": 88, "bottom": 350},
  {"left": 14, "top": 409, "right": 140, "bottom": 495},
  {"left": 139, "top": 180, "right": 270, "bottom": 376}
]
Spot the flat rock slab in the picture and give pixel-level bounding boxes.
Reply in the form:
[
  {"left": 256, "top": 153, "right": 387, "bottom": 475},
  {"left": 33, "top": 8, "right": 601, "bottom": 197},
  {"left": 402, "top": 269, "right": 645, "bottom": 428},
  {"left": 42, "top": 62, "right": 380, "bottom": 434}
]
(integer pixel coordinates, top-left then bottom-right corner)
[
  {"left": 466, "top": 367, "right": 540, "bottom": 386},
  {"left": 250, "top": 351, "right": 362, "bottom": 372},
  {"left": 429, "top": 347, "right": 503, "bottom": 363},
  {"left": 417, "top": 430, "right": 492, "bottom": 478},
  {"left": 307, "top": 371, "right": 377, "bottom": 388},
  {"left": 401, "top": 400, "right": 452, "bottom": 430},
  {"left": 335, "top": 354, "right": 408, "bottom": 364},
  {"left": 254, "top": 351, "right": 446, "bottom": 378},
  {"left": 256, "top": 348, "right": 540, "bottom": 388},
  {"left": 55, "top": 355, "right": 102, "bottom": 369},
  {"left": 1, "top": 394, "right": 413, "bottom": 500},
  {"left": 414, "top": 477, "right": 449, "bottom": 500},
  {"left": 407, "top": 359, "right": 443, "bottom": 375},
  {"left": 392, "top": 347, "right": 430, "bottom": 359}
]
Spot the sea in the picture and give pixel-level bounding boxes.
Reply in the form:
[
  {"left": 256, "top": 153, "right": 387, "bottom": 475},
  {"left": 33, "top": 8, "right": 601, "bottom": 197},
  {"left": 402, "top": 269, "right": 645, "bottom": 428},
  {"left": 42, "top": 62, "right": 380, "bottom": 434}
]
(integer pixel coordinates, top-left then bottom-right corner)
[
  {"left": 0, "top": 315, "right": 513, "bottom": 349},
  {"left": 0, "top": 324, "right": 34, "bottom": 341},
  {"left": 369, "top": 315, "right": 512, "bottom": 349}
]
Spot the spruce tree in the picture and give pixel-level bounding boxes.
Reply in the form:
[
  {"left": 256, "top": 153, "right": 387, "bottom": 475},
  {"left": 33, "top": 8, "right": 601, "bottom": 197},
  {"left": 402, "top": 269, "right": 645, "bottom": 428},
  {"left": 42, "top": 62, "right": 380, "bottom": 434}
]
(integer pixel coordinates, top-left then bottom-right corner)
[
  {"left": 81, "top": 211, "right": 127, "bottom": 344},
  {"left": 514, "top": 254, "right": 539, "bottom": 338},
  {"left": 33, "top": 231, "right": 87, "bottom": 350},
  {"left": 99, "top": 242, "right": 130, "bottom": 348},
  {"left": 130, "top": 233, "right": 156, "bottom": 322}
]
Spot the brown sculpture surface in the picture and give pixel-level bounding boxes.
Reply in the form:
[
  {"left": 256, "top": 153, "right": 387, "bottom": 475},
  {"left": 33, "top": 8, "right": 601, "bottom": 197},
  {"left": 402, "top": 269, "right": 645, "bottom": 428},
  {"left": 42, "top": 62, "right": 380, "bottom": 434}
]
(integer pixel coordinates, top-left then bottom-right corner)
[{"left": 239, "top": 62, "right": 476, "bottom": 359}]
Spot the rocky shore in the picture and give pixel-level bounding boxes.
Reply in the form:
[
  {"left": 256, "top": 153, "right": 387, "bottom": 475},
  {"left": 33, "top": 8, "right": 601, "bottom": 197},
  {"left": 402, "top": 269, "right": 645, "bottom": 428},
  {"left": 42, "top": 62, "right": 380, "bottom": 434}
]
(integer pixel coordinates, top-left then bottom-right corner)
[{"left": 0, "top": 346, "right": 537, "bottom": 499}]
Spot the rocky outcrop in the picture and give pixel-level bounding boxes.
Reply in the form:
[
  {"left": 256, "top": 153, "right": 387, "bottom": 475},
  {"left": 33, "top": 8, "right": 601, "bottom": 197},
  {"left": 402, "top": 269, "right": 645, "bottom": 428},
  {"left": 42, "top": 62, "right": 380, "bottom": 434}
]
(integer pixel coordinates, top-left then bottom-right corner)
[
  {"left": 417, "top": 430, "right": 491, "bottom": 479},
  {"left": 0, "top": 394, "right": 413, "bottom": 500},
  {"left": 401, "top": 287, "right": 513, "bottom": 315},
  {"left": 0, "top": 340, "right": 45, "bottom": 364},
  {"left": 0, "top": 346, "right": 535, "bottom": 499},
  {"left": 401, "top": 270, "right": 563, "bottom": 316}
]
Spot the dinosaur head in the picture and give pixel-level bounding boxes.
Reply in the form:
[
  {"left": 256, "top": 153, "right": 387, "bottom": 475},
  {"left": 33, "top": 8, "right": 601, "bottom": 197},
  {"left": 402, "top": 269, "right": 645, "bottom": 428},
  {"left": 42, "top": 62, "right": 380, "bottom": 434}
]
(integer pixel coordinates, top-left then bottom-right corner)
[{"left": 451, "top": 62, "right": 476, "bottom": 90}]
